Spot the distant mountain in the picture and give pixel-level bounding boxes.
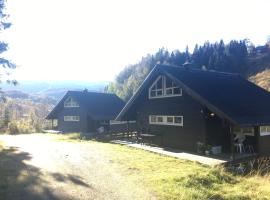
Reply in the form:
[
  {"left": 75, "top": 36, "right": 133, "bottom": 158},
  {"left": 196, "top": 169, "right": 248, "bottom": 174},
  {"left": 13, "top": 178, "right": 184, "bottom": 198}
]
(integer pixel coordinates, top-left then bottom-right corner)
[
  {"left": 1, "top": 80, "right": 108, "bottom": 103},
  {"left": 4, "top": 90, "right": 30, "bottom": 99}
]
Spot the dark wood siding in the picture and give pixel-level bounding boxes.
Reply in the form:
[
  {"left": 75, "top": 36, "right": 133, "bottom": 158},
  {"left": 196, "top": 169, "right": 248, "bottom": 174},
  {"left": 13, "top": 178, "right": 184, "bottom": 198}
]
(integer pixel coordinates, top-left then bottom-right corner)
[
  {"left": 136, "top": 87, "right": 206, "bottom": 151},
  {"left": 258, "top": 135, "right": 270, "bottom": 156},
  {"left": 205, "top": 115, "right": 231, "bottom": 152},
  {"left": 56, "top": 103, "right": 88, "bottom": 133},
  {"left": 87, "top": 116, "right": 96, "bottom": 132}
]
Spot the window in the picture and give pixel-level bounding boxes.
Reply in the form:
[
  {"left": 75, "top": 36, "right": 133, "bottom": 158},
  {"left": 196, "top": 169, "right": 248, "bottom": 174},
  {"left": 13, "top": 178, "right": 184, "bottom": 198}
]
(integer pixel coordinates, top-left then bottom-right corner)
[
  {"left": 64, "top": 116, "right": 80, "bottom": 121},
  {"left": 260, "top": 126, "right": 270, "bottom": 136},
  {"left": 242, "top": 127, "right": 254, "bottom": 135},
  {"left": 110, "top": 120, "right": 136, "bottom": 125},
  {"left": 233, "top": 126, "right": 241, "bottom": 134},
  {"left": 233, "top": 126, "right": 254, "bottom": 136},
  {"left": 149, "top": 75, "right": 182, "bottom": 99},
  {"left": 174, "top": 116, "right": 183, "bottom": 125},
  {"left": 167, "top": 116, "right": 174, "bottom": 124},
  {"left": 149, "top": 76, "right": 163, "bottom": 97},
  {"left": 64, "top": 97, "right": 79, "bottom": 107},
  {"left": 53, "top": 119, "right": 58, "bottom": 127},
  {"left": 149, "top": 115, "right": 183, "bottom": 126}
]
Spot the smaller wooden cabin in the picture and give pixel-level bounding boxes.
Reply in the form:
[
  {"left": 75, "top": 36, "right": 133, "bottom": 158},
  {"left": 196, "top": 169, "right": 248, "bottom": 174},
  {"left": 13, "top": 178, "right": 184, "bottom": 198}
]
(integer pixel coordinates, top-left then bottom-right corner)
[
  {"left": 116, "top": 64, "right": 270, "bottom": 159},
  {"left": 46, "top": 90, "right": 124, "bottom": 133}
]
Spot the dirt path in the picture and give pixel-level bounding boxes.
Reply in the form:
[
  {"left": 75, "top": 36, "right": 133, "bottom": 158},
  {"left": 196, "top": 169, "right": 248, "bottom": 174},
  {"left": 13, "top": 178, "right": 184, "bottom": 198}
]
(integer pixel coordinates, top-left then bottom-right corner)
[{"left": 0, "top": 134, "right": 155, "bottom": 200}]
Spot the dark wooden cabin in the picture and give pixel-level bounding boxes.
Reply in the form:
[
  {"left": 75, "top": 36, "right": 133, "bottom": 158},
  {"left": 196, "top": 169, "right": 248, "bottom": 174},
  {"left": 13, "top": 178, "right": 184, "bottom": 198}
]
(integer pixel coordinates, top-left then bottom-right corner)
[
  {"left": 46, "top": 90, "right": 124, "bottom": 133},
  {"left": 116, "top": 64, "right": 270, "bottom": 158}
]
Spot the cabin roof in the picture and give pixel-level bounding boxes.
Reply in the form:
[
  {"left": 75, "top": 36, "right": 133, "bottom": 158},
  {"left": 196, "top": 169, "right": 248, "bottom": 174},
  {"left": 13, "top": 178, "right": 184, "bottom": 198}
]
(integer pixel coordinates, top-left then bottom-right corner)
[
  {"left": 46, "top": 90, "right": 125, "bottom": 120},
  {"left": 116, "top": 64, "right": 270, "bottom": 126}
]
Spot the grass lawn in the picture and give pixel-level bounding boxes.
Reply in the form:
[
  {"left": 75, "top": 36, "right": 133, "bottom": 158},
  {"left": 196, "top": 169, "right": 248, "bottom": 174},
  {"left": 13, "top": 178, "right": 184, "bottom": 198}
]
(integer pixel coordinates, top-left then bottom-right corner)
[
  {"left": 103, "top": 144, "right": 270, "bottom": 200},
  {"left": 1, "top": 133, "right": 270, "bottom": 200},
  {"left": 56, "top": 133, "right": 270, "bottom": 200}
]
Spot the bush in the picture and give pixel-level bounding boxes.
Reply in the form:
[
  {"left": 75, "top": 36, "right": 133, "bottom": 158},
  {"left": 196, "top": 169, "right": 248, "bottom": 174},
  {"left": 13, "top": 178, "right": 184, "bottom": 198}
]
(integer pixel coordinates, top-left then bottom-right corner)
[
  {"left": 8, "top": 121, "right": 19, "bottom": 135},
  {"left": 7, "top": 121, "right": 35, "bottom": 134}
]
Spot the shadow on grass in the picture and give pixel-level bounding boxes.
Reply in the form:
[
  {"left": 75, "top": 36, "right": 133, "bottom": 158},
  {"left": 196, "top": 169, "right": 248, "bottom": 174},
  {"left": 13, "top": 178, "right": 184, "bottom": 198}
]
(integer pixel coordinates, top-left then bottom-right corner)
[
  {"left": 50, "top": 172, "right": 91, "bottom": 188},
  {"left": 0, "top": 146, "right": 90, "bottom": 200}
]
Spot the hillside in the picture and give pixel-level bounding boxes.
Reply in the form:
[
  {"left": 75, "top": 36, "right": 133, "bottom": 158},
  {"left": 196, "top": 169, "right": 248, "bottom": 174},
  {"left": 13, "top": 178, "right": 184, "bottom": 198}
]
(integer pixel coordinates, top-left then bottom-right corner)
[
  {"left": 2, "top": 80, "right": 108, "bottom": 102},
  {"left": 249, "top": 69, "right": 270, "bottom": 92},
  {"left": 247, "top": 52, "right": 270, "bottom": 76},
  {"left": 0, "top": 80, "right": 109, "bottom": 133},
  {"left": 106, "top": 40, "right": 270, "bottom": 101}
]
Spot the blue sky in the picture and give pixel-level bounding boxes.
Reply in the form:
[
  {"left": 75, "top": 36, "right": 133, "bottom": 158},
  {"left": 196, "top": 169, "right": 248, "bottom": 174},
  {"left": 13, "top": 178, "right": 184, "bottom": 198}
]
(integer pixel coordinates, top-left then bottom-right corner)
[{"left": 1, "top": 0, "right": 269, "bottom": 82}]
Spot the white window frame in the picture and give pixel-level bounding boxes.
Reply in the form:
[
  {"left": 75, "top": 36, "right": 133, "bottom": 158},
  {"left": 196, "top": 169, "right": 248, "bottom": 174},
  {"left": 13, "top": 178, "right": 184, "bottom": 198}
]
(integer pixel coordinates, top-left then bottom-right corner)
[
  {"left": 64, "top": 116, "right": 80, "bottom": 121},
  {"left": 233, "top": 126, "right": 254, "bottom": 136},
  {"left": 64, "top": 97, "right": 79, "bottom": 108},
  {"left": 260, "top": 126, "right": 270, "bottom": 136},
  {"left": 110, "top": 120, "right": 136, "bottom": 125},
  {"left": 149, "top": 115, "right": 183, "bottom": 126},
  {"left": 148, "top": 75, "right": 182, "bottom": 99}
]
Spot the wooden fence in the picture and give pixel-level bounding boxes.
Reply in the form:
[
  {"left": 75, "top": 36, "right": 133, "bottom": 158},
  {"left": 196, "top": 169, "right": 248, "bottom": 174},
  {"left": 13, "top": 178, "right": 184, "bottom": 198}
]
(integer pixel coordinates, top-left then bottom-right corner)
[{"left": 108, "top": 120, "right": 137, "bottom": 139}]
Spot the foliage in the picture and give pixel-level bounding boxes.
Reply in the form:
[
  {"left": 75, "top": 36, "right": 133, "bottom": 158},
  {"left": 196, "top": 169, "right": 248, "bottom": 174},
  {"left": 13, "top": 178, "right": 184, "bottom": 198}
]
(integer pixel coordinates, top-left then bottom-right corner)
[
  {"left": 229, "top": 157, "right": 270, "bottom": 176},
  {"left": 105, "top": 48, "right": 188, "bottom": 101},
  {"left": 0, "top": 97, "right": 54, "bottom": 134},
  {"left": 3, "top": 107, "right": 10, "bottom": 126},
  {"left": 8, "top": 121, "right": 19, "bottom": 134},
  {"left": 7, "top": 120, "right": 36, "bottom": 134},
  {"left": 0, "top": 0, "right": 16, "bottom": 81},
  {"left": 0, "top": 0, "right": 17, "bottom": 131},
  {"left": 106, "top": 40, "right": 256, "bottom": 101}
]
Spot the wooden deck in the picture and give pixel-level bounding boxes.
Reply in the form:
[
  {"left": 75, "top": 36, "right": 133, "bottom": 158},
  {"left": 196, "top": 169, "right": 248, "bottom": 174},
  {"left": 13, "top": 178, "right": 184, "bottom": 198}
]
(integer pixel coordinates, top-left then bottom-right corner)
[
  {"left": 112, "top": 140, "right": 227, "bottom": 166},
  {"left": 112, "top": 140, "right": 259, "bottom": 166}
]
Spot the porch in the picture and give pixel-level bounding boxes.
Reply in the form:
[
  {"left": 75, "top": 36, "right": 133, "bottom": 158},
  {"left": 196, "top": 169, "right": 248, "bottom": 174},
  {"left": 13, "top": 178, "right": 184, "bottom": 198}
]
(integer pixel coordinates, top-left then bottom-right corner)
[{"left": 112, "top": 139, "right": 258, "bottom": 166}]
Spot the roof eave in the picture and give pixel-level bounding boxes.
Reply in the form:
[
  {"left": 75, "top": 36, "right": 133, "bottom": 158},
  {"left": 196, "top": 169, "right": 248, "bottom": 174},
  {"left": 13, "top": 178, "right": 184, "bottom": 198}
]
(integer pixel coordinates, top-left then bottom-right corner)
[
  {"left": 115, "top": 65, "right": 160, "bottom": 120},
  {"left": 161, "top": 69, "right": 239, "bottom": 125},
  {"left": 44, "top": 91, "right": 70, "bottom": 120}
]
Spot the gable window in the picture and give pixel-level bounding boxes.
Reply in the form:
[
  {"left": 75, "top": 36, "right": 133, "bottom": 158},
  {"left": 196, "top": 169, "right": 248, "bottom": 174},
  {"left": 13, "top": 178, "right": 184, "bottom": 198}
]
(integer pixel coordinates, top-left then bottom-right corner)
[
  {"left": 64, "top": 116, "right": 80, "bottom": 121},
  {"left": 64, "top": 97, "right": 79, "bottom": 107},
  {"left": 149, "top": 75, "right": 182, "bottom": 99},
  {"left": 260, "top": 126, "right": 270, "bottom": 136},
  {"left": 149, "top": 115, "right": 183, "bottom": 126}
]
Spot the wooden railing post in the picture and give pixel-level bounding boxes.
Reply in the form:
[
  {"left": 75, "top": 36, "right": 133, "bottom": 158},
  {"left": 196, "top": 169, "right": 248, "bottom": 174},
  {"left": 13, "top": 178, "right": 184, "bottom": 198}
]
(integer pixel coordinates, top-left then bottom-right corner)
[
  {"left": 230, "top": 125, "right": 235, "bottom": 161},
  {"left": 254, "top": 126, "right": 260, "bottom": 154}
]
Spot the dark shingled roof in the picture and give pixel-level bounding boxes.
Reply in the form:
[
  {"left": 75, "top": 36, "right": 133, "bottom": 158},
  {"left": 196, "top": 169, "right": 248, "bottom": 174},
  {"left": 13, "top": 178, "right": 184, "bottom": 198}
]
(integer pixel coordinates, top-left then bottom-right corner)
[
  {"left": 116, "top": 64, "right": 270, "bottom": 126},
  {"left": 46, "top": 91, "right": 125, "bottom": 120}
]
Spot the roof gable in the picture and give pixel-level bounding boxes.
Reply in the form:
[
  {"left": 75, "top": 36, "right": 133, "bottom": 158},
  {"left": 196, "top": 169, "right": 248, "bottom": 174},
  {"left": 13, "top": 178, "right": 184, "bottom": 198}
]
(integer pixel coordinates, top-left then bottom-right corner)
[
  {"left": 46, "top": 91, "right": 125, "bottom": 120},
  {"left": 117, "top": 64, "right": 270, "bottom": 126}
]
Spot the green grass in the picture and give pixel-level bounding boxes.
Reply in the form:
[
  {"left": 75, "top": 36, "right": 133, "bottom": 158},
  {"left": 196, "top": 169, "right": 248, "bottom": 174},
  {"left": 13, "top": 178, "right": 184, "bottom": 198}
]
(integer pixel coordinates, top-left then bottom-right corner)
[
  {"left": 45, "top": 132, "right": 87, "bottom": 142},
  {"left": 2, "top": 134, "right": 270, "bottom": 200},
  {"left": 96, "top": 142, "right": 270, "bottom": 200},
  {"left": 52, "top": 134, "right": 270, "bottom": 199}
]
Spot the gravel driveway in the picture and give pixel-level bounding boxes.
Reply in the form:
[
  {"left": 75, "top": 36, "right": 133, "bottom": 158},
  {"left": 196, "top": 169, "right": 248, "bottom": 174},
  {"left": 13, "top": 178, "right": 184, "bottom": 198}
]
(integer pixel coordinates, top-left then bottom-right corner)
[{"left": 0, "top": 134, "right": 155, "bottom": 200}]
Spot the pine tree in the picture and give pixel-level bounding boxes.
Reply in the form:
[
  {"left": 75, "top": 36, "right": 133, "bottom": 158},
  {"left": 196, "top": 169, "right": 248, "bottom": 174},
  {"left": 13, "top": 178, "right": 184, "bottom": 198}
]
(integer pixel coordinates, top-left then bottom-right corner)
[{"left": 3, "top": 108, "right": 10, "bottom": 127}]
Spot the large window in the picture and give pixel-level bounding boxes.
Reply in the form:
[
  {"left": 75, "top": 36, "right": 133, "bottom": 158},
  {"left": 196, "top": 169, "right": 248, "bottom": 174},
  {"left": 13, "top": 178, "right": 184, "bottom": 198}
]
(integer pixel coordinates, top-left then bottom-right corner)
[
  {"left": 64, "top": 97, "right": 79, "bottom": 108},
  {"left": 233, "top": 126, "right": 254, "bottom": 136},
  {"left": 64, "top": 116, "right": 80, "bottom": 121},
  {"left": 149, "top": 115, "right": 183, "bottom": 126},
  {"left": 149, "top": 75, "right": 182, "bottom": 99},
  {"left": 260, "top": 126, "right": 270, "bottom": 136}
]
